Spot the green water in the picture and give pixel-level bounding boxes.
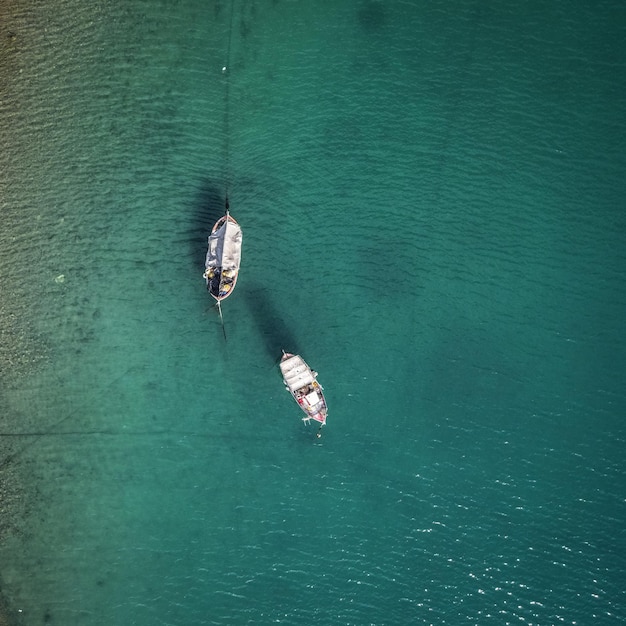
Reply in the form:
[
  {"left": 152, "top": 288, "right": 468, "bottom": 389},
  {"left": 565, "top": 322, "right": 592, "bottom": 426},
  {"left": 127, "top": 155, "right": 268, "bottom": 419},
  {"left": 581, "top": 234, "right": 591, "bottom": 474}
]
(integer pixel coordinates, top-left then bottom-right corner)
[{"left": 1, "top": 1, "right": 625, "bottom": 624}]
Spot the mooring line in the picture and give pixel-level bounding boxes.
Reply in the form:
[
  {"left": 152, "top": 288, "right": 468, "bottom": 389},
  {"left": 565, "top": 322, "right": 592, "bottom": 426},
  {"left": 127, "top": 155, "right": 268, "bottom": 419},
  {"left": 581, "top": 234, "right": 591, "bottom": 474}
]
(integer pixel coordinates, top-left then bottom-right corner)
[{"left": 222, "top": 0, "right": 236, "bottom": 209}]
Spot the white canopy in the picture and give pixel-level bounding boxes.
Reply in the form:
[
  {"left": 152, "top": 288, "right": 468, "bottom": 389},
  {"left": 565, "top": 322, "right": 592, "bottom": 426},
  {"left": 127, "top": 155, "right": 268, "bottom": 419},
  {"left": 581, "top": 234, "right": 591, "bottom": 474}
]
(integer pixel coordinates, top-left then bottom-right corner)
[
  {"left": 280, "top": 355, "right": 315, "bottom": 392},
  {"left": 305, "top": 391, "right": 320, "bottom": 406},
  {"left": 206, "top": 218, "right": 242, "bottom": 271}
]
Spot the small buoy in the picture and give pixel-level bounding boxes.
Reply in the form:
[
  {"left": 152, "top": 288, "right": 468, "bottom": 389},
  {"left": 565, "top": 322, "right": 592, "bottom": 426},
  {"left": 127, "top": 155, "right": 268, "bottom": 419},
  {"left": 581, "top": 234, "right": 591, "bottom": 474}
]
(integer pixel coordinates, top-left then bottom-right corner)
[{"left": 222, "top": 66, "right": 227, "bottom": 73}]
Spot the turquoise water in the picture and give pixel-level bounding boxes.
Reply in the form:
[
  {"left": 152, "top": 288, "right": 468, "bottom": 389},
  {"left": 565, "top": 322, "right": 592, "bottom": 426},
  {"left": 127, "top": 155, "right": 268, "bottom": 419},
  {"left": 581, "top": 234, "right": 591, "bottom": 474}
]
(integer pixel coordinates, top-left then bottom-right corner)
[{"left": 1, "top": 1, "right": 625, "bottom": 624}]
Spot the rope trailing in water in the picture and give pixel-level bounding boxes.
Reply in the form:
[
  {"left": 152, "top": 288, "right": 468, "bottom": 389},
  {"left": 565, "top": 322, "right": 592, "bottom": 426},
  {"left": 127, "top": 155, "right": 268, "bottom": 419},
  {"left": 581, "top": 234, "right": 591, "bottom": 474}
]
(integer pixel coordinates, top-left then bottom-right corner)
[
  {"left": 222, "top": 0, "right": 236, "bottom": 210},
  {"left": 217, "top": 299, "right": 227, "bottom": 341}
]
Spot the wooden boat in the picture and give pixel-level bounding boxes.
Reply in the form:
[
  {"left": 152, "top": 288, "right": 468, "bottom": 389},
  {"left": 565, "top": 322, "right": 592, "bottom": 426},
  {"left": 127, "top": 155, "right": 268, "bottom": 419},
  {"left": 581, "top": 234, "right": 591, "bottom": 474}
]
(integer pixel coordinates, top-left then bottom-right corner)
[
  {"left": 280, "top": 351, "right": 328, "bottom": 430},
  {"left": 203, "top": 211, "right": 242, "bottom": 302}
]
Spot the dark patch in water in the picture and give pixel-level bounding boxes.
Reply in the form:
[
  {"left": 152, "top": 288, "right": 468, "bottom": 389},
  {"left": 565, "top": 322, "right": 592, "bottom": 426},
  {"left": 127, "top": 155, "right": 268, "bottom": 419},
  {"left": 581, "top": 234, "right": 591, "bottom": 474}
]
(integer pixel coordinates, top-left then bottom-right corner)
[
  {"left": 358, "top": 1, "right": 386, "bottom": 33},
  {"left": 189, "top": 180, "right": 228, "bottom": 272},
  {"left": 239, "top": 2, "right": 258, "bottom": 40},
  {"left": 243, "top": 285, "right": 300, "bottom": 365}
]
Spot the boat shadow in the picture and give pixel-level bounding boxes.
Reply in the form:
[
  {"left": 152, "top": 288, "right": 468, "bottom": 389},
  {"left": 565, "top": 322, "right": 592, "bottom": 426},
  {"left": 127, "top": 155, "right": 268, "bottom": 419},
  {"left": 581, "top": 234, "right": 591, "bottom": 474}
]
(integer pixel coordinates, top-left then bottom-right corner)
[
  {"left": 243, "top": 284, "right": 301, "bottom": 366},
  {"left": 188, "top": 180, "right": 228, "bottom": 272}
]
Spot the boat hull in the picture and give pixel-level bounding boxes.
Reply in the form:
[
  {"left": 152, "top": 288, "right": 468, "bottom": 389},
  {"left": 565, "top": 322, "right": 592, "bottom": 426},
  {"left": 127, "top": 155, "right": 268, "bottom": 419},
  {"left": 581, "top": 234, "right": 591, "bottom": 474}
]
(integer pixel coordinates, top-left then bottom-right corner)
[
  {"left": 204, "top": 212, "right": 242, "bottom": 301},
  {"left": 280, "top": 352, "right": 327, "bottom": 425}
]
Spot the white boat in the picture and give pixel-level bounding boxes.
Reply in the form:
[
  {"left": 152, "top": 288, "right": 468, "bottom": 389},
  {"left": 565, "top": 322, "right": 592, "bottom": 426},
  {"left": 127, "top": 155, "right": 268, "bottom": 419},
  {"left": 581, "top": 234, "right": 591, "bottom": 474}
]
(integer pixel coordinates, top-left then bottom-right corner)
[
  {"left": 203, "top": 211, "right": 242, "bottom": 302},
  {"left": 280, "top": 351, "right": 328, "bottom": 431}
]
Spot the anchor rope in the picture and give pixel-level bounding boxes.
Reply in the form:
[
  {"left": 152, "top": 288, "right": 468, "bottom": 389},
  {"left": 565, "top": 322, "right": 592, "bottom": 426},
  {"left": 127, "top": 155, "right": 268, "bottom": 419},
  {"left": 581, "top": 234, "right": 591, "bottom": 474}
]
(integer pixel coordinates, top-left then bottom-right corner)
[{"left": 222, "top": 0, "right": 236, "bottom": 210}]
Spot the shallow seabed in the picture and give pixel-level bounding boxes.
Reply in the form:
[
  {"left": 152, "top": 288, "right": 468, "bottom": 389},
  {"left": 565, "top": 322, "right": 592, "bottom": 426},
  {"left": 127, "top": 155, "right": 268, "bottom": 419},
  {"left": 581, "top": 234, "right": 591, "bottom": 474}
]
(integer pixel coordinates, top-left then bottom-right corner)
[{"left": 1, "top": 1, "right": 625, "bottom": 624}]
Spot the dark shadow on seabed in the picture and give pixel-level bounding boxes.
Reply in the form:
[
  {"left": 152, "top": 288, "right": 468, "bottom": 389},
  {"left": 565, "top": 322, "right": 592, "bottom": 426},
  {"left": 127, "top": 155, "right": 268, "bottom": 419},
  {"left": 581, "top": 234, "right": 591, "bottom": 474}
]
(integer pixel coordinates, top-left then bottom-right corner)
[
  {"left": 243, "top": 286, "right": 301, "bottom": 366},
  {"left": 187, "top": 179, "right": 229, "bottom": 273}
]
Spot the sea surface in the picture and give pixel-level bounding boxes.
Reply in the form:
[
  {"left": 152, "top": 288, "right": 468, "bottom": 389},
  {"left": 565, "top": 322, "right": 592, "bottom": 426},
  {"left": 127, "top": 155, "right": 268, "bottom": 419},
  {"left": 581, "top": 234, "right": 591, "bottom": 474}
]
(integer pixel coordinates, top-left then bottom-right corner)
[{"left": 1, "top": 1, "right": 625, "bottom": 624}]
